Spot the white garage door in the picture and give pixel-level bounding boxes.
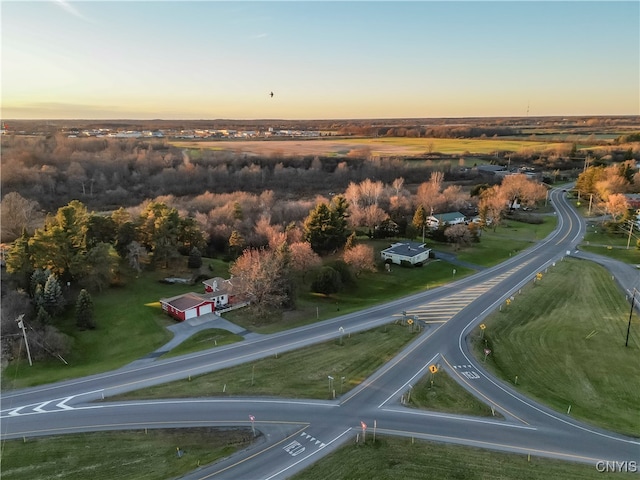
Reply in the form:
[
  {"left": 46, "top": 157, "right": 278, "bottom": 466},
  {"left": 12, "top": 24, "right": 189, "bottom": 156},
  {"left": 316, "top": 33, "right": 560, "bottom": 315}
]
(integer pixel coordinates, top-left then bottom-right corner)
[
  {"left": 185, "top": 308, "right": 198, "bottom": 320},
  {"left": 199, "top": 303, "right": 212, "bottom": 316}
]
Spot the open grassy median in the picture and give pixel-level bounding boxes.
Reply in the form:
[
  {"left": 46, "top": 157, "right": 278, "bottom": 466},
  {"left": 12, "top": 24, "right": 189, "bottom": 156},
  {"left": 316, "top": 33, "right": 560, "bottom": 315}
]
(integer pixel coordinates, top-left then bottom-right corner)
[
  {"left": 111, "top": 324, "right": 420, "bottom": 400},
  {"left": 290, "top": 436, "right": 637, "bottom": 480},
  {"left": 408, "top": 369, "right": 496, "bottom": 417},
  {"left": 0, "top": 427, "right": 254, "bottom": 480},
  {"left": 472, "top": 257, "right": 640, "bottom": 437}
]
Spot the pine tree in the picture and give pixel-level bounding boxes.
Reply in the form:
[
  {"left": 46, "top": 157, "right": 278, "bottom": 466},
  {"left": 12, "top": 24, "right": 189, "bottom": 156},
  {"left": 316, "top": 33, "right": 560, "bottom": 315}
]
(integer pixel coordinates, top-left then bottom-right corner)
[
  {"left": 76, "top": 289, "right": 95, "bottom": 329},
  {"left": 43, "top": 274, "right": 65, "bottom": 317},
  {"left": 188, "top": 246, "right": 203, "bottom": 269}
]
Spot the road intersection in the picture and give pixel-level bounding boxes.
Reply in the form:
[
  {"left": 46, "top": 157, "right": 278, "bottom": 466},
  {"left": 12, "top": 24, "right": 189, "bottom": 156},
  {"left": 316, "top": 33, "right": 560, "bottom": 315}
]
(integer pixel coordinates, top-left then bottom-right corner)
[{"left": 2, "top": 187, "right": 639, "bottom": 479}]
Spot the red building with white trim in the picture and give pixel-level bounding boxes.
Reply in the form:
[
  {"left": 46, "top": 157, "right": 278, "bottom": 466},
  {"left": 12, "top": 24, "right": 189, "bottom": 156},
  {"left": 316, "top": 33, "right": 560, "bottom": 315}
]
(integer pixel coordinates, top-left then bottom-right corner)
[{"left": 160, "top": 292, "right": 216, "bottom": 322}]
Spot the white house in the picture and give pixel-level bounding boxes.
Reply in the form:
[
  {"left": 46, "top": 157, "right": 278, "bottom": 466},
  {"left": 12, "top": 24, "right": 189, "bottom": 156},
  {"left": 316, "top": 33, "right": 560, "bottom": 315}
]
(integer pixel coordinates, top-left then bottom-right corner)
[
  {"left": 427, "top": 212, "right": 466, "bottom": 229},
  {"left": 380, "top": 242, "right": 431, "bottom": 265},
  {"left": 202, "top": 277, "right": 235, "bottom": 308}
]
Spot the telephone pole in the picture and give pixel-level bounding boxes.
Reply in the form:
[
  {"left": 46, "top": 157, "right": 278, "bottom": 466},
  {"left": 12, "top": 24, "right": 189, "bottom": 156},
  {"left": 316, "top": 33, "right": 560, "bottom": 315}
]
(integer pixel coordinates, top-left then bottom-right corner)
[
  {"left": 16, "top": 314, "right": 33, "bottom": 366},
  {"left": 626, "top": 289, "right": 635, "bottom": 347}
]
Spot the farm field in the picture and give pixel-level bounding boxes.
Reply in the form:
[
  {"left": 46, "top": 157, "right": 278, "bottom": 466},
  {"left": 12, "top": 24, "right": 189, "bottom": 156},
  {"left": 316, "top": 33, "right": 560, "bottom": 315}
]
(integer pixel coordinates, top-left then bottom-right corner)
[{"left": 171, "top": 137, "right": 566, "bottom": 158}]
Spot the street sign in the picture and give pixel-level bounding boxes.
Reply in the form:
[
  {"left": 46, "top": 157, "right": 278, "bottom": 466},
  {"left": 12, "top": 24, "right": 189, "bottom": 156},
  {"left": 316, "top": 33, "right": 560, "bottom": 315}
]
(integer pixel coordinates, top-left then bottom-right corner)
[
  {"left": 361, "top": 421, "right": 367, "bottom": 430},
  {"left": 429, "top": 365, "right": 438, "bottom": 374},
  {"left": 479, "top": 324, "right": 486, "bottom": 330},
  {"left": 484, "top": 349, "right": 491, "bottom": 356},
  {"left": 407, "top": 319, "right": 413, "bottom": 325},
  {"left": 249, "top": 415, "right": 255, "bottom": 422}
]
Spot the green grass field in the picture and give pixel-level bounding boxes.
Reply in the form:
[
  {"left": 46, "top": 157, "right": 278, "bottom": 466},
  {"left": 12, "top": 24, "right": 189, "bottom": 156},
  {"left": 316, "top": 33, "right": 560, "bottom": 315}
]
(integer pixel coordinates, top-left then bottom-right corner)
[
  {"left": 472, "top": 258, "right": 640, "bottom": 437},
  {"left": 229, "top": 255, "right": 473, "bottom": 334},
  {"left": 160, "top": 329, "right": 244, "bottom": 359},
  {"left": 2, "top": 259, "right": 232, "bottom": 389},
  {"left": 0, "top": 428, "right": 254, "bottom": 480},
  {"left": 110, "top": 324, "right": 420, "bottom": 401},
  {"left": 408, "top": 369, "right": 496, "bottom": 417},
  {"left": 434, "top": 215, "right": 557, "bottom": 267},
  {"left": 290, "top": 436, "right": 637, "bottom": 480}
]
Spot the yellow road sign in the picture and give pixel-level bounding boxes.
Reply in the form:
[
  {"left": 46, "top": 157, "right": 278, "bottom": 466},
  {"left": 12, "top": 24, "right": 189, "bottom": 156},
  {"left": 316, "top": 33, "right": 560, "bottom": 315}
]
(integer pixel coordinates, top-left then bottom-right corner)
[
  {"left": 480, "top": 324, "right": 486, "bottom": 330},
  {"left": 429, "top": 365, "right": 438, "bottom": 374},
  {"left": 407, "top": 319, "right": 414, "bottom": 325}
]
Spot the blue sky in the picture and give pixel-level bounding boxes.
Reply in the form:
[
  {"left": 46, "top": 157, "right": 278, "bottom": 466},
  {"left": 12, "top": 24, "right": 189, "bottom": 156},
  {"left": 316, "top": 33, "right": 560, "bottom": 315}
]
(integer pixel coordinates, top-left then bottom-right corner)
[{"left": 2, "top": 1, "right": 638, "bottom": 119}]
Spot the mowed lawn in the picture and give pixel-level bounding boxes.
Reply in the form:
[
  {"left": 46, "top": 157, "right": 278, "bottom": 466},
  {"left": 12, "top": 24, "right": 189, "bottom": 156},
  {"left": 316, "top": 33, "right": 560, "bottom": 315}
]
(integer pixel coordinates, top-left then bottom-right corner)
[
  {"left": 111, "top": 325, "right": 419, "bottom": 401},
  {"left": 474, "top": 258, "right": 640, "bottom": 437},
  {"left": 2, "top": 270, "right": 196, "bottom": 389},
  {"left": 0, "top": 428, "right": 254, "bottom": 480},
  {"left": 290, "top": 437, "right": 637, "bottom": 480}
]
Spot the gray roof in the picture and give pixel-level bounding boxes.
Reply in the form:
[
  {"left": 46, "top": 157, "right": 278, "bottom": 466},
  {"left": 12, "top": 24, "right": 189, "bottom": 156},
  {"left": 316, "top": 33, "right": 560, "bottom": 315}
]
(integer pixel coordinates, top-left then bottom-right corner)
[
  {"left": 381, "top": 241, "right": 430, "bottom": 258},
  {"left": 433, "top": 212, "right": 465, "bottom": 222}
]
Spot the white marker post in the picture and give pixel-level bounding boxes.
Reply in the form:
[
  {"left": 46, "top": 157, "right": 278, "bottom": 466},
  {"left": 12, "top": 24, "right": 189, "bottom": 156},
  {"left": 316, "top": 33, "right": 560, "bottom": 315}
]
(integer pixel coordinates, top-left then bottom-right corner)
[{"left": 249, "top": 415, "right": 256, "bottom": 436}]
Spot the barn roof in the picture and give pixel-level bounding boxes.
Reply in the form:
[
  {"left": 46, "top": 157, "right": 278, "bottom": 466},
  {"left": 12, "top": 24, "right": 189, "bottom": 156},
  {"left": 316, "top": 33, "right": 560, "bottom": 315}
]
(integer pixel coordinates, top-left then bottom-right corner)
[{"left": 160, "top": 292, "right": 212, "bottom": 312}]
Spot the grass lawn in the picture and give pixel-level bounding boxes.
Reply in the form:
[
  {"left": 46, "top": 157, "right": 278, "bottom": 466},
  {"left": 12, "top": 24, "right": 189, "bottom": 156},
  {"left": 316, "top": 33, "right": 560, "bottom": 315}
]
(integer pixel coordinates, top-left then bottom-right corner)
[
  {"left": 290, "top": 436, "right": 637, "bottom": 480},
  {"left": 110, "top": 324, "right": 419, "bottom": 401},
  {"left": 580, "top": 245, "right": 640, "bottom": 264},
  {"left": 227, "top": 251, "right": 474, "bottom": 334},
  {"left": 435, "top": 216, "right": 557, "bottom": 267},
  {"left": 0, "top": 428, "right": 254, "bottom": 480},
  {"left": 160, "top": 329, "right": 244, "bottom": 359},
  {"left": 472, "top": 258, "right": 640, "bottom": 437},
  {"left": 408, "top": 369, "right": 496, "bottom": 418},
  {"left": 1, "top": 262, "right": 226, "bottom": 389}
]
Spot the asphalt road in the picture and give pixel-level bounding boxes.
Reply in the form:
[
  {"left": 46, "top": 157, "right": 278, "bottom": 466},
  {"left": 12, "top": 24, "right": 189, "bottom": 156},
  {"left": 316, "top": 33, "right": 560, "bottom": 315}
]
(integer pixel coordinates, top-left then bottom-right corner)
[{"left": 2, "top": 187, "right": 639, "bottom": 479}]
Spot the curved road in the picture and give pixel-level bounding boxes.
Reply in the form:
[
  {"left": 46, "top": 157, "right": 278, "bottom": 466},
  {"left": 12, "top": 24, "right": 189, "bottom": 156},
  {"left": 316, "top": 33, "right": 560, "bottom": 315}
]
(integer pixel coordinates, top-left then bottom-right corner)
[{"left": 2, "top": 187, "right": 639, "bottom": 479}]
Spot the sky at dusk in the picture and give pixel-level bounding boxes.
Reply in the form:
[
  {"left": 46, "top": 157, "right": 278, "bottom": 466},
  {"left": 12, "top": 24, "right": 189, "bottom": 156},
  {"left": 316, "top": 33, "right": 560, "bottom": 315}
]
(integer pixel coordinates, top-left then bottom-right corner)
[{"left": 2, "top": 1, "right": 639, "bottom": 120}]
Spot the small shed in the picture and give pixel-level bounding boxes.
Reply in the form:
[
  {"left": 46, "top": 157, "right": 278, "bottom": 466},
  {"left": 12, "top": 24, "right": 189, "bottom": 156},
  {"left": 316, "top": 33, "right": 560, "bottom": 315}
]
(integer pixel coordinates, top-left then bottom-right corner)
[
  {"left": 160, "top": 292, "right": 215, "bottom": 322},
  {"left": 380, "top": 241, "right": 431, "bottom": 266}
]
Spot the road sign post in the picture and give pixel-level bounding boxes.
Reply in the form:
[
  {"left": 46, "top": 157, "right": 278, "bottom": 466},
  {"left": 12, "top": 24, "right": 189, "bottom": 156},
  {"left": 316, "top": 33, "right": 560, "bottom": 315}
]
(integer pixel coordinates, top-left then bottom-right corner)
[{"left": 249, "top": 415, "right": 256, "bottom": 436}]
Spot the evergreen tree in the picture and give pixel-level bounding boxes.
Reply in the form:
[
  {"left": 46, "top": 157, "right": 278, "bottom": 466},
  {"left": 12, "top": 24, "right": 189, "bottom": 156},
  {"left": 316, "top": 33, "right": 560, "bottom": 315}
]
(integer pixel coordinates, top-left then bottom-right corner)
[
  {"left": 311, "top": 266, "right": 342, "bottom": 295},
  {"left": 75, "top": 289, "right": 95, "bottom": 330},
  {"left": 30, "top": 268, "right": 50, "bottom": 298},
  {"left": 36, "top": 305, "right": 52, "bottom": 325},
  {"left": 412, "top": 205, "right": 428, "bottom": 241},
  {"left": 344, "top": 232, "right": 357, "bottom": 251},
  {"left": 43, "top": 274, "right": 65, "bottom": 316},
  {"left": 5, "top": 231, "right": 33, "bottom": 289},
  {"left": 188, "top": 246, "right": 203, "bottom": 269},
  {"left": 303, "top": 196, "right": 350, "bottom": 254}
]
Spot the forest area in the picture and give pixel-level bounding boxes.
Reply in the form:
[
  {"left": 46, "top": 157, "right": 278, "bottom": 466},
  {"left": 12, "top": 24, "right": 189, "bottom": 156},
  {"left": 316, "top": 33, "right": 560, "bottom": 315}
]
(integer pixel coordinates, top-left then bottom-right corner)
[{"left": 1, "top": 118, "right": 639, "bottom": 369}]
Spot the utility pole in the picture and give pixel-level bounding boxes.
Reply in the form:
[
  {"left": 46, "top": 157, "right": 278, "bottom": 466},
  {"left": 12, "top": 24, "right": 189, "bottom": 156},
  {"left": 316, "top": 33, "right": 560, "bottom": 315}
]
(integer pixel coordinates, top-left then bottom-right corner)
[
  {"left": 16, "top": 314, "right": 32, "bottom": 366},
  {"left": 627, "top": 221, "right": 634, "bottom": 250},
  {"left": 626, "top": 289, "right": 635, "bottom": 347},
  {"left": 588, "top": 194, "right": 593, "bottom": 216}
]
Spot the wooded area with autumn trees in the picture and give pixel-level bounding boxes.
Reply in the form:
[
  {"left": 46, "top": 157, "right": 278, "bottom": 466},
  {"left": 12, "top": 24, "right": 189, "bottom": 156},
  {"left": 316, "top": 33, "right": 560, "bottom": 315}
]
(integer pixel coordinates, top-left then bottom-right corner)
[{"left": 2, "top": 120, "right": 638, "bottom": 365}]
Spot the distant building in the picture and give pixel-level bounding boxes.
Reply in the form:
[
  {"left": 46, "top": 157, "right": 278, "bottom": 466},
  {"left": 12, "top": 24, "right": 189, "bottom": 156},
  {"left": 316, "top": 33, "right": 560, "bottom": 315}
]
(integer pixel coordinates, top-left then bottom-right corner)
[
  {"left": 427, "top": 212, "right": 466, "bottom": 229},
  {"left": 380, "top": 241, "right": 431, "bottom": 266}
]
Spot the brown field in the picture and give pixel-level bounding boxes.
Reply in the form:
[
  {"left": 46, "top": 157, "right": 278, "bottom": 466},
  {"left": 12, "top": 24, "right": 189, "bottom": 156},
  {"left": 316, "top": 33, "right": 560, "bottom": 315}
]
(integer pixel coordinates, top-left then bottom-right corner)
[{"left": 171, "top": 137, "right": 561, "bottom": 158}]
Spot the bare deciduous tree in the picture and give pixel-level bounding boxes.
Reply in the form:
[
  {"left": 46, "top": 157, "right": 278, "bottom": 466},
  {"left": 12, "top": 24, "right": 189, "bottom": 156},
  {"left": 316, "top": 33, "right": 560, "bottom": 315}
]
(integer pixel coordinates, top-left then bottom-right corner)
[
  {"left": 343, "top": 244, "right": 376, "bottom": 277},
  {"left": 0, "top": 192, "right": 40, "bottom": 242}
]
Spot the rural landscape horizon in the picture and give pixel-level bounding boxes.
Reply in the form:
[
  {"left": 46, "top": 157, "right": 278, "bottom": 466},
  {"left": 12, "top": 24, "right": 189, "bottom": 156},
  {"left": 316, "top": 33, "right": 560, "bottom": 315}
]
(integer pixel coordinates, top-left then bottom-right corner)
[{"left": 2, "top": 1, "right": 640, "bottom": 479}]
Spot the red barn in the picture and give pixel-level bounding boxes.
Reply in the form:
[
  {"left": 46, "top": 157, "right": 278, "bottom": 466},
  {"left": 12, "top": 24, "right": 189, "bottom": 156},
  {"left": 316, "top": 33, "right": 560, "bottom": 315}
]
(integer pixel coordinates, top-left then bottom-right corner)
[{"left": 160, "top": 292, "right": 216, "bottom": 322}]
